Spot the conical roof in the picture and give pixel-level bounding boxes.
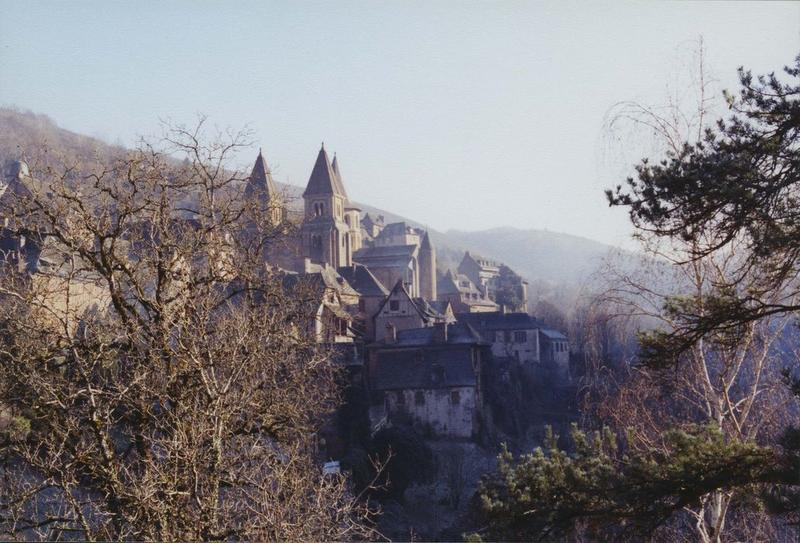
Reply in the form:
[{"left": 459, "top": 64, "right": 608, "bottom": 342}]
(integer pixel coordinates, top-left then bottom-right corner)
[
  {"left": 420, "top": 230, "right": 433, "bottom": 250},
  {"left": 245, "top": 150, "right": 279, "bottom": 202},
  {"left": 303, "top": 144, "right": 344, "bottom": 198},
  {"left": 330, "top": 153, "right": 349, "bottom": 200}
]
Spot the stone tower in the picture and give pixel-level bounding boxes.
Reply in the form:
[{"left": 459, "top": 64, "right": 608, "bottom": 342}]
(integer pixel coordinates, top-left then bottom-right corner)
[
  {"left": 418, "top": 230, "right": 437, "bottom": 300},
  {"left": 300, "top": 144, "right": 352, "bottom": 267},
  {"left": 332, "top": 154, "right": 363, "bottom": 255},
  {"left": 245, "top": 150, "right": 283, "bottom": 226}
]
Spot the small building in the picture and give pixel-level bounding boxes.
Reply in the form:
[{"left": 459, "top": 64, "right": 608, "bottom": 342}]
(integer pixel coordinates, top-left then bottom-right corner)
[
  {"left": 373, "top": 279, "right": 447, "bottom": 342},
  {"left": 337, "top": 263, "right": 389, "bottom": 341},
  {"left": 539, "top": 328, "right": 570, "bottom": 377},
  {"left": 437, "top": 269, "right": 499, "bottom": 313},
  {"left": 282, "top": 263, "right": 360, "bottom": 344},
  {"left": 367, "top": 321, "right": 489, "bottom": 439},
  {"left": 457, "top": 311, "right": 542, "bottom": 365}
]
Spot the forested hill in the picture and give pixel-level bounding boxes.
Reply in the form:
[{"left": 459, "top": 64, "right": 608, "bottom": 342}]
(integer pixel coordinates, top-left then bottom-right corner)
[{"left": 0, "top": 107, "right": 628, "bottom": 302}]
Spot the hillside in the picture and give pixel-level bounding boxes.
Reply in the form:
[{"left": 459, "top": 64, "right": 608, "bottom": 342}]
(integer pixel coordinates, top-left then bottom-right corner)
[{"left": 0, "top": 107, "right": 628, "bottom": 303}]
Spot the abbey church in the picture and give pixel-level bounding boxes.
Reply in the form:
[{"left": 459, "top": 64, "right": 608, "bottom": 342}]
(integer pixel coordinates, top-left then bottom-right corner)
[{"left": 250, "top": 144, "right": 441, "bottom": 313}]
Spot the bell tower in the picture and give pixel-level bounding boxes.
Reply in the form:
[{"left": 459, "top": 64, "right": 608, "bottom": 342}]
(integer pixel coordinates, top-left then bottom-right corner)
[{"left": 300, "top": 144, "right": 351, "bottom": 267}]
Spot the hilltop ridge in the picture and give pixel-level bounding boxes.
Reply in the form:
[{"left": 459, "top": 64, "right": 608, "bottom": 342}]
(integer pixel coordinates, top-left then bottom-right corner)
[{"left": 0, "top": 107, "right": 626, "bottom": 302}]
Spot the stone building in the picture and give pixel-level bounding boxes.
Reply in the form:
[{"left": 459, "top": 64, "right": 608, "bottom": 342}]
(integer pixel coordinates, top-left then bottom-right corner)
[
  {"left": 337, "top": 263, "right": 389, "bottom": 341},
  {"left": 299, "top": 145, "right": 362, "bottom": 268},
  {"left": 361, "top": 213, "right": 385, "bottom": 241},
  {"left": 373, "top": 279, "right": 448, "bottom": 342},
  {"left": 458, "top": 251, "right": 528, "bottom": 312},
  {"left": 437, "top": 269, "right": 499, "bottom": 313},
  {"left": 457, "top": 312, "right": 541, "bottom": 365},
  {"left": 245, "top": 150, "right": 284, "bottom": 226},
  {"left": 282, "top": 262, "right": 359, "bottom": 344},
  {"left": 367, "top": 322, "right": 489, "bottom": 439},
  {"left": 353, "top": 222, "right": 436, "bottom": 299},
  {"left": 457, "top": 311, "right": 570, "bottom": 378}
]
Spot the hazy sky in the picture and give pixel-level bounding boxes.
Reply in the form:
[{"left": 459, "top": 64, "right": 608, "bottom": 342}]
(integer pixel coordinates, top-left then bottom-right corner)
[{"left": 1, "top": 1, "right": 798, "bottom": 248}]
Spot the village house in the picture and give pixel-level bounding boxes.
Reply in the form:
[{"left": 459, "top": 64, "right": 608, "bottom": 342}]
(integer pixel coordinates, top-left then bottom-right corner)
[
  {"left": 337, "top": 262, "right": 389, "bottom": 341},
  {"left": 373, "top": 279, "right": 449, "bottom": 341},
  {"left": 437, "top": 269, "right": 499, "bottom": 313},
  {"left": 457, "top": 311, "right": 570, "bottom": 378},
  {"left": 367, "top": 321, "right": 489, "bottom": 439}
]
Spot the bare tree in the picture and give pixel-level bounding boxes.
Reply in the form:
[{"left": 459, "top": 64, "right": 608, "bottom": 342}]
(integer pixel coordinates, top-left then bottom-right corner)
[
  {"left": 0, "top": 120, "right": 377, "bottom": 540},
  {"left": 587, "top": 41, "right": 799, "bottom": 542}
]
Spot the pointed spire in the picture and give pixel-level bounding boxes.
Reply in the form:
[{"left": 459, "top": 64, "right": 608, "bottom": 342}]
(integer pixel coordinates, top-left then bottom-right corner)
[
  {"left": 420, "top": 230, "right": 432, "bottom": 250},
  {"left": 330, "top": 153, "right": 349, "bottom": 200},
  {"left": 303, "top": 144, "right": 344, "bottom": 198},
  {"left": 245, "top": 149, "right": 279, "bottom": 201}
]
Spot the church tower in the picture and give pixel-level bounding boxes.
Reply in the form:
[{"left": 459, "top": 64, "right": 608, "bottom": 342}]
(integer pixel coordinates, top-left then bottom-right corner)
[
  {"left": 300, "top": 144, "right": 352, "bottom": 267},
  {"left": 332, "top": 153, "right": 363, "bottom": 255},
  {"left": 418, "top": 230, "right": 437, "bottom": 300},
  {"left": 245, "top": 149, "right": 283, "bottom": 225}
]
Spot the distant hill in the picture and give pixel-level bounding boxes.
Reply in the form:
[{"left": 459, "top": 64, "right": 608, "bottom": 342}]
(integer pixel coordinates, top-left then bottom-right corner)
[{"left": 0, "top": 107, "right": 632, "bottom": 306}]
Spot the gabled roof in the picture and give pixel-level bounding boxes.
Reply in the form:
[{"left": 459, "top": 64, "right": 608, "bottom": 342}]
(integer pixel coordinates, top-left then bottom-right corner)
[
  {"left": 377, "top": 279, "right": 431, "bottom": 322},
  {"left": 245, "top": 150, "right": 280, "bottom": 202},
  {"left": 282, "top": 265, "right": 359, "bottom": 298},
  {"left": 437, "top": 269, "right": 461, "bottom": 296},
  {"left": 330, "top": 153, "right": 349, "bottom": 201},
  {"left": 304, "top": 144, "right": 344, "bottom": 198},
  {"left": 337, "top": 264, "right": 388, "bottom": 297}
]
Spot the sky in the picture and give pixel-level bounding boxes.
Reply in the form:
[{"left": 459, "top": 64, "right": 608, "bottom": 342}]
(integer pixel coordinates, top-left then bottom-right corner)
[{"left": 1, "top": 1, "right": 798, "bottom": 248}]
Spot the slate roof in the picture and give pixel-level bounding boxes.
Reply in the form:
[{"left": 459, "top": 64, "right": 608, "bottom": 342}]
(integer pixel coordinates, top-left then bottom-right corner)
[
  {"left": 420, "top": 230, "right": 432, "bottom": 250},
  {"left": 457, "top": 312, "right": 541, "bottom": 331},
  {"left": 337, "top": 264, "right": 388, "bottom": 297},
  {"left": 353, "top": 244, "right": 417, "bottom": 268},
  {"left": 330, "top": 154, "right": 350, "bottom": 201},
  {"left": 437, "top": 270, "right": 461, "bottom": 296},
  {"left": 428, "top": 300, "right": 453, "bottom": 316},
  {"left": 370, "top": 346, "right": 478, "bottom": 390},
  {"left": 303, "top": 145, "right": 344, "bottom": 198},
  {"left": 245, "top": 150, "right": 280, "bottom": 202},
  {"left": 540, "top": 328, "right": 568, "bottom": 340},
  {"left": 282, "top": 265, "right": 359, "bottom": 298},
  {"left": 390, "top": 321, "right": 484, "bottom": 347}
]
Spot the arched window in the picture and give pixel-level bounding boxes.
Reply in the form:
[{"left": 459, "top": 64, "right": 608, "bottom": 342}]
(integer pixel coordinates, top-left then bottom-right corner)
[{"left": 314, "top": 202, "right": 324, "bottom": 217}]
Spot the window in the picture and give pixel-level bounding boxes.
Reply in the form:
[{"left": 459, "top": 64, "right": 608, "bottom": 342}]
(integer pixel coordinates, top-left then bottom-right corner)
[
  {"left": 389, "top": 300, "right": 399, "bottom": 311},
  {"left": 514, "top": 331, "right": 527, "bottom": 343},
  {"left": 495, "top": 331, "right": 503, "bottom": 343},
  {"left": 396, "top": 391, "right": 405, "bottom": 404},
  {"left": 414, "top": 391, "right": 425, "bottom": 405},
  {"left": 504, "top": 331, "right": 511, "bottom": 343},
  {"left": 358, "top": 299, "right": 365, "bottom": 312},
  {"left": 450, "top": 390, "right": 461, "bottom": 405},
  {"left": 314, "top": 202, "right": 325, "bottom": 217}
]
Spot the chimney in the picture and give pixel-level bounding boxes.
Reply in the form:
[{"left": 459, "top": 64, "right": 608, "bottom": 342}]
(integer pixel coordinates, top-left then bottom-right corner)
[
  {"left": 433, "top": 321, "right": 448, "bottom": 343},
  {"left": 385, "top": 323, "right": 397, "bottom": 344}
]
